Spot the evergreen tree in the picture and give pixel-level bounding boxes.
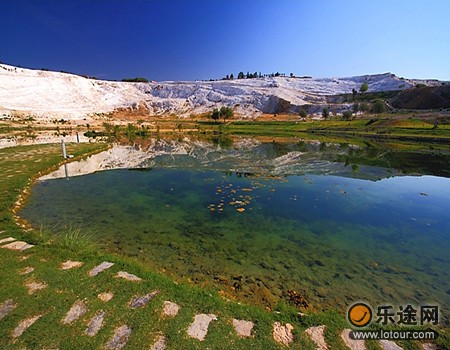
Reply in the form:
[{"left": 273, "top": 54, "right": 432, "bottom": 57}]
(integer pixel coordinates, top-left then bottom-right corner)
[{"left": 360, "top": 82, "right": 369, "bottom": 93}]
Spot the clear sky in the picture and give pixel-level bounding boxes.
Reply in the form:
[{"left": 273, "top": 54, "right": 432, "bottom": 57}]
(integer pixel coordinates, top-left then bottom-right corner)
[{"left": 2, "top": 0, "right": 449, "bottom": 81}]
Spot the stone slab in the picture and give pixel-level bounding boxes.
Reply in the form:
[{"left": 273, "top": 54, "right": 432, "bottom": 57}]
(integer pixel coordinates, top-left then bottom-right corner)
[
  {"left": 305, "top": 325, "right": 328, "bottom": 350},
  {"left": 105, "top": 325, "right": 132, "bottom": 350},
  {"left": 232, "top": 319, "right": 254, "bottom": 338},
  {"left": 89, "top": 261, "right": 114, "bottom": 276},
  {"left": 187, "top": 314, "right": 217, "bottom": 341}
]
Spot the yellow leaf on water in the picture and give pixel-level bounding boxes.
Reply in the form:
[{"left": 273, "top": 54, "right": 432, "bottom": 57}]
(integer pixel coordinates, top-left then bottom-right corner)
[{"left": 236, "top": 208, "right": 245, "bottom": 213}]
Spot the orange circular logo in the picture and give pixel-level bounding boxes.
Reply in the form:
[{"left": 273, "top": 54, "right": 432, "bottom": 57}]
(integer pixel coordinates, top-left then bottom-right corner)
[{"left": 348, "top": 303, "right": 372, "bottom": 327}]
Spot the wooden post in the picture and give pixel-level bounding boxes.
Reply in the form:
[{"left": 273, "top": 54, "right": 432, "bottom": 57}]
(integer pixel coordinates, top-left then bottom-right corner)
[
  {"left": 76, "top": 132, "right": 80, "bottom": 143},
  {"left": 61, "top": 139, "right": 67, "bottom": 159}
]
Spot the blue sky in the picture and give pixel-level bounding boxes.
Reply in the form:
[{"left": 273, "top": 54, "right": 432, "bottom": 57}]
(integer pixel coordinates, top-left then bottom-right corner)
[{"left": 2, "top": 0, "right": 449, "bottom": 81}]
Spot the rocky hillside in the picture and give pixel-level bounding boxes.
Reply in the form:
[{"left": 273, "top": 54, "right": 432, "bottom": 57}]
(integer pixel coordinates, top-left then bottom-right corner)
[{"left": 0, "top": 63, "right": 444, "bottom": 120}]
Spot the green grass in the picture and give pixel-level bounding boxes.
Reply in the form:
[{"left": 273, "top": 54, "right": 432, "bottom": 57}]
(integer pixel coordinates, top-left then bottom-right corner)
[{"left": 0, "top": 142, "right": 448, "bottom": 349}]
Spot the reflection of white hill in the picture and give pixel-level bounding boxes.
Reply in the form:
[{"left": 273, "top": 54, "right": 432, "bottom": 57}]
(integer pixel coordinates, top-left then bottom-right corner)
[{"left": 40, "top": 138, "right": 398, "bottom": 181}]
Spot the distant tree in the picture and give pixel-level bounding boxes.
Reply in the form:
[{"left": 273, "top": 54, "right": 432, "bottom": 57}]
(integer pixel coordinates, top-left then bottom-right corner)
[
  {"left": 352, "top": 88, "right": 357, "bottom": 99},
  {"left": 299, "top": 108, "right": 308, "bottom": 118},
  {"left": 211, "top": 109, "right": 220, "bottom": 122},
  {"left": 275, "top": 72, "right": 281, "bottom": 77},
  {"left": 359, "top": 102, "right": 370, "bottom": 112},
  {"left": 219, "top": 106, "right": 234, "bottom": 122},
  {"left": 360, "top": 82, "right": 369, "bottom": 93},
  {"left": 230, "top": 73, "right": 234, "bottom": 80},
  {"left": 352, "top": 103, "right": 359, "bottom": 114},
  {"left": 372, "top": 99, "right": 385, "bottom": 114},
  {"left": 322, "top": 107, "right": 329, "bottom": 119},
  {"left": 225, "top": 74, "right": 230, "bottom": 80},
  {"left": 258, "top": 72, "right": 262, "bottom": 78},
  {"left": 238, "top": 71, "right": 245, "bottom": 79},
  {"left": 342, "top": 110, "right": 353, "bottom": 120},
  {"left": 253, "top": 71, "right": 258, "bottom": 79},
  {"left": 290, "top": 73, "right": 294, "bottom": 78}
]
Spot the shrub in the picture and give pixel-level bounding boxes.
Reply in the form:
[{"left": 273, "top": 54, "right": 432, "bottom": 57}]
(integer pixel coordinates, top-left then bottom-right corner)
[
  {"left": 342, "top": 110, "right": 353, "bottom": 120},
  {"left": 360, "top": 82, "right": 369, "bottom": 93},
  {"left": 299, "top": 109, "right": 308, "bottom": 118}
]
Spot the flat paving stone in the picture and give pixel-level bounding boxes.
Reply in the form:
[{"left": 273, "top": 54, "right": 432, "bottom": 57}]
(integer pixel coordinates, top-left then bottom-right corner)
[
  {"left": 85, "top": 310, "right": 106, "bottom": 337},
  {"left": 305, "top": 325, "right": 329, "bottom": 350},
  {"left": 422, "top": 343, "right": 437, "bottom": 350},
  {"left": 60, "top": 260, "right": 83, "bottom": 270},
  {"left": 0, "top": 299, "right": 17, "bottom": 320},
  {"left": 379, "top": 340, "right": 403, "bottom": 350},
  {"left": 89, "top": 261, "right": 114, "bottom": 276},
  {"left": 187, "top": 314, "right": 217, "bottom": 341},
  {"left": 116, "top": 271, "right": 142, "bottom": 281},
  {"left": 19, "top": 266, "right": 35, "bottom": 275},
  {"left": 0, "top": 237, "right": 16, "bottom": 244},
  {"left": 129, "top": 291, "right": 159, "bottom": 309},
  {"left": 1, "top": 241, "right": 34, "bottom": 251},
  {"left": 150, "top": 335, "right": 167, "bottom": 350},
  {"left": 341, "top": 329, "right": 366, "bottom": 350},
  {"left": 105, "top": 325, "right": 132, "bottom": 350},
  {"left": 62, "top": 300, "right": 88, "bottom": 324},
  {"left": 12, "top": 314, "right": 43, "bottom": 338},
  {"left": 25, "top": 280, "right": 47, "bottom": 295},
  {"left": 273, "top": 322, "right": 294, "bottom": 346},
  {"left": 232, "top": 319, "right": 254, "bottom": 338},
  {"left": 162, "top": 301, "right": 180, "bottom": 317},
  {"left": 98, "top": 292, "right": 114, "bottom": 302}
]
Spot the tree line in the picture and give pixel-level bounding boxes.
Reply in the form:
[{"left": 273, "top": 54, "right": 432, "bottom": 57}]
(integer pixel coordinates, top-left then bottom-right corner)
[{"left": 222, "top": 71, "right": 291, "bottom": 80}]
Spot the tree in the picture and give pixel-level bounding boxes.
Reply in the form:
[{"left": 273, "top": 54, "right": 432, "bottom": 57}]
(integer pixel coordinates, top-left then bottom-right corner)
[
  {"left": 359, "top": 102, "right": 369, "bottom": 112},
  {"left": 372, "top": 99, "right": 385, "bottom": 114},
  {"left": 219, "top": 106, "right": 233, "bottom": 122},
  {"left": 290, "top": 73, "right": 294, "bottom": 78},
  {"left": 322, "top": 107, "right": 329, "bottom": 119},
  {"left": 352, "top": 103, "right": 359, "bottom": 114},
  {"left": 299, "top": 108, "right": 308, "bottom": 118},
  {"left": 342, "top": 110, "right": 353, "bottom": 120},
  {"left": 360, "top": 82, "right": 369, "bottom": 93},
  {"left": 230, "top": 73, "right": 234, "bottom": 80},
  {"left": 211, "top": 109, "right": 220, "bottom": 122},
  {"left": 352, "top": 88, "right": 357, "bottom": 99},
  {"left": 238, "top": 72, "right": 245, "bottom": 79}
]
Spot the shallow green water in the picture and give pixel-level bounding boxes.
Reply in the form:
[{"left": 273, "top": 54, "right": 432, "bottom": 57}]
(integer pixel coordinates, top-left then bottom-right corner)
[{"left": 20, "top": 162, "right": 450, "bottom": 317}]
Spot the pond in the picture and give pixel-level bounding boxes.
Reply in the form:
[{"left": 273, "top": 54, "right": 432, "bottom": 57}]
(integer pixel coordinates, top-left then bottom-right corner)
[{"left": 19, "top": 136, "right": 450, "bottom": 320}]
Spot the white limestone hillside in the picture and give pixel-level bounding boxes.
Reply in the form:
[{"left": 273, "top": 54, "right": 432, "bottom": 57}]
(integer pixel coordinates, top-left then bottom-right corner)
[{"left": 0, "top": 63, "right": 422, "bottom": 120}]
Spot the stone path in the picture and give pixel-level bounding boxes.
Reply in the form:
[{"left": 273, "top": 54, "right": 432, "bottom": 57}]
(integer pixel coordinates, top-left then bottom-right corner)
[{"left": 0, "top": 236, "right": 439, "bottom": 349}]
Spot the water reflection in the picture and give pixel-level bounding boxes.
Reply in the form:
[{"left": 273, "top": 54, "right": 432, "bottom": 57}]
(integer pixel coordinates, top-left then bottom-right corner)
[{"left": 41, "top": 135, "right": 450, "bottom": 181}]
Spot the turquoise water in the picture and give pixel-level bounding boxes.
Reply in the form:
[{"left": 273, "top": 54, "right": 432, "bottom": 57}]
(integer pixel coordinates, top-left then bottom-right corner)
[{"left": 20, "top": 165, "right": 450, "bottom": 318}]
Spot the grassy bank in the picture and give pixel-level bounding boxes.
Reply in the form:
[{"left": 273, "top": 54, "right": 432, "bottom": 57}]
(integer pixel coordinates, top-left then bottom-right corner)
[{"left": 0, "top": 143, "right": 447, "bottom": 349}]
